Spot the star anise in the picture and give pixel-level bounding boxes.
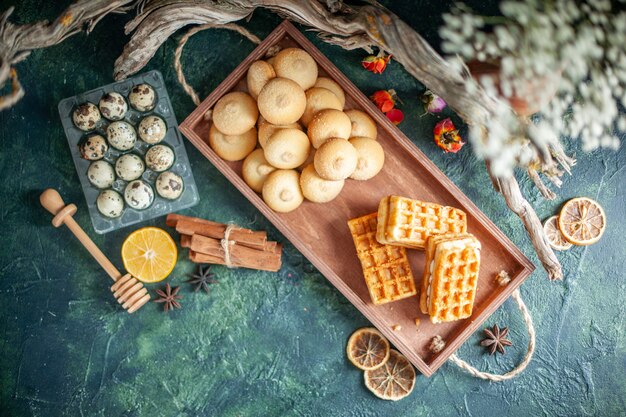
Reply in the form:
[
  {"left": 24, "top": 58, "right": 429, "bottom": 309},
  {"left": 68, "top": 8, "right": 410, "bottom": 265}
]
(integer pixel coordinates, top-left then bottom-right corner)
[
  {"left": 481, "top": 324, "right": 512, "bottom": 355},
  {"left": 187, "top": 264, "right": 218, "bottom": 294},
  {"left": 153, "top": 283, "right": 182, "bottom": 312}
]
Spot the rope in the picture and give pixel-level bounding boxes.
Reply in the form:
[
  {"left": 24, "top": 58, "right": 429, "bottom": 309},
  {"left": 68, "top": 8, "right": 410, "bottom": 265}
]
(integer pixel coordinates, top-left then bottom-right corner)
[
  {"left": 220, "top": 223, "right": 239, "bottom": 268},
  {"left": 448, "top": 289, "right": 536, "bottom": 381},
  {"left": 174, "top": 23, "right": 261, "bottom": 106}
]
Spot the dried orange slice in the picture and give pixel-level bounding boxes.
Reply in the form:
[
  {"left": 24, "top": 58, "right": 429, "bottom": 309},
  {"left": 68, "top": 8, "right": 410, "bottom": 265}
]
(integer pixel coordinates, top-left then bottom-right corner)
[
  {"left": 558, "top": 197, "right": 606, "bottom": 246},
  {"left": 543, "top": 215, "right": 573, "bottom": 251},
  {"left": 122, "top": 227, "right": 177, "bottom": 283},
  {"left": 346, "top": 327, "right": 390, "bottom": 371},
  {"left": 364, "top": 349, "right": 415, "bottom": 401}
]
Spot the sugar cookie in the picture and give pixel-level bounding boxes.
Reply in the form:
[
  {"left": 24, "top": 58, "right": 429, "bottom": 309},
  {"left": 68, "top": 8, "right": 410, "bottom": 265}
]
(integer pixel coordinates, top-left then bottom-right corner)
[
  {"left": 247, "top": 60, "right": 276, "bottom": 99},
  {"left": 272, "top": 48, "right": 318, "bottom": 90},
  {"left": 264, "top": 128, "right": 310, "bottom": 169},
  {"left": 314, "top": 138, "right": 358, "bottom": 180},
  {"left": 345, "top": 109, "right": 378, "bottom": 140},
  {"left": 300, "top": 163, "right": 344, "bottom": 203},
  {"left": 212, "top": 91, "right": 258, "bottom": 136},
  {"left": 208, "top": 123, "right": 257, "bottom": 161},
  {"left": 349, "top": 137, "right": 385, "bottom": 180},
  {"left": 262, "top": 169, "right": 304, "bottom": 213},
  {"left": 307, "top": 109, "right": 352, "bottom": 148},
  {"left": 257, "top": 78, "right": 306, "bottom": 125},
  {"left": 257, "top": 118, "right": 301, "bottom": 149},
  {"left": 300, "top": 87, "right": 343, "bottom": 127},
  {"left": 242, "top": 149, "right": 276, "bottom": 193},
  {"left": 314, "top": 77, "right": 346, "bottom": 108}
]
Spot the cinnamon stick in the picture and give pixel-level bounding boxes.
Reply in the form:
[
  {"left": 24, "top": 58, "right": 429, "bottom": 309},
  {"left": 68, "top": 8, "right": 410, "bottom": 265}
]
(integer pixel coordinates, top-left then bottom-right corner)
[{"left": 189, "top": 235, "right": 282, "bottom": 272}]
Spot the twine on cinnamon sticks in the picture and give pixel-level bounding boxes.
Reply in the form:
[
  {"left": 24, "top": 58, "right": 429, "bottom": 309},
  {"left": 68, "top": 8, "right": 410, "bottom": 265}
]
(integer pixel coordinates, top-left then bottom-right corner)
[{"left": 167, "top": 214, "right": 282, "bottom": 272}]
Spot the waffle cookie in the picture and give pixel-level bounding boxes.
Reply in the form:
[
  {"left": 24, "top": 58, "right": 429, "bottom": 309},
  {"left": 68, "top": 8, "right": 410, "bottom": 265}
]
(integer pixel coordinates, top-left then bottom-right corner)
[
  {"left": 419, "top": 233, "right": 481, "bottom": 323},
  {"left": 376, "top": 196, "right": 467, "bottom": 250},
  {"left": 348, "top": 213, "right": 417, "bottom": 305}
]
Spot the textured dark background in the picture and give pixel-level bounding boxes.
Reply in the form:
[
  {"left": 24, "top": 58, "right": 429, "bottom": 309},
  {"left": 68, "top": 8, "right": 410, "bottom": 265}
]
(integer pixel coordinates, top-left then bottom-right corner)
[{"left": 1, "top": 1, "right": 625, "bottom": 416}]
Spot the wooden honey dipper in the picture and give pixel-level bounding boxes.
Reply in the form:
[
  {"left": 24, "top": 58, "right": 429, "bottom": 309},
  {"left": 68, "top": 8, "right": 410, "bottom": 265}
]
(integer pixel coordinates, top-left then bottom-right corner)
[{"left": 40, "top": 189, "right": 150, "bottom": 313}]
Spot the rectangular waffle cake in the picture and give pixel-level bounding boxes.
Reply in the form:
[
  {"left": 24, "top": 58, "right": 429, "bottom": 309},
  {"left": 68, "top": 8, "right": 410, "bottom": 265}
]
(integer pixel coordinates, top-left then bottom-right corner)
[
  {"left": 376, "top": 196, "right": 467, "bottom": 250},
  {"left": 419, "top": 233, "right": 481, "bottom": 323},
  {"left": 348, "top": 212, "right": 417, "bottom": 305}
]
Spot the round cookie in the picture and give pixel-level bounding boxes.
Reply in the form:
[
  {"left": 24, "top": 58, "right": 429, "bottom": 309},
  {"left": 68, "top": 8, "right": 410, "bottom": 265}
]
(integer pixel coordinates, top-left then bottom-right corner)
[
  {"left": 272, "top": 48, "right": 318, "bottom": 90},
  {"left": 257, "top": 118, "right": 301, "bottom": 149},
  {"left": 212, "top": 91, "right": 258, "bottom": 136},
  {"left": 314, "top": 138, "right": 358, "bottom": 181},
  {"left": 208, "top": 124, "right": 257, "bottom": 161},
  {"left": 264, "top": 128, "right": 310, "bottom": 169},
  {"left": 349, "top": 137, "right": 385, "bottom": 180},
  {"left": 300, "top": 163, "right": 344, "bottom": 203},
  {"left": 300, "top": 87, "right": 343, "bottom": 127},
  {"left": 345, "top": 109, "right": 377, "bottom": 140},
  {"left": 314, "top": 77, "right": 345, "bottom": 108},
  {"left": 138, "top": 115, "right": 167, "bottom": 144},
  {"left": 262, "top": 169, "right": 304, "bottom": 213},
  {"left": 242, "top": 149, "right": 276, "bottom": 193},
  {"left": 247, "top": 60, "right": 276, "bottom": 99},
  {"left": 307, "top": 109, "right": 352, "bottom": 148},
  {"left": 257, "top": 78, "right": 306, "bottom": 125}
]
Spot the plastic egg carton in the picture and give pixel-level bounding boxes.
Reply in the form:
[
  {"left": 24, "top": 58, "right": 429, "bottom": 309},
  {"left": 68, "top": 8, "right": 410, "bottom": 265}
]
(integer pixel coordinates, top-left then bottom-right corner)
[{"left": 58, "top": 70, "right": 199, "bottom": 234}]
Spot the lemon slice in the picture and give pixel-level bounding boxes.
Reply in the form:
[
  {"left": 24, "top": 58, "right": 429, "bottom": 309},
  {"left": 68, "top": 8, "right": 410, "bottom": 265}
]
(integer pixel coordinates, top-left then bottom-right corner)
[
  {"left": 558, "top": 197, "right": 606, "bottom": 246},
  {"left": 121, "top": 227, "right": 177, "bottom": 283},
  {"left": 364, "top": 349, "right": 415, "bottom": 401},
  {"left": 543, "top": 215, "right": 573, "bottom": 251},
  {"left": 346, "top": 327, "right": 390, "bottom": 371}
]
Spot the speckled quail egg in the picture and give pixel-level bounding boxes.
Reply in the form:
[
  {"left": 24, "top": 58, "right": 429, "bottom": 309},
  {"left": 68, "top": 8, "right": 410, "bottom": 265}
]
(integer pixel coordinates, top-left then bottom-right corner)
[
  {"left": 106, "top": 121, "right": 137, "bottom": 151},
  {"left": 98, "top": 92, "right": 128, "bottom": 121},
  {"left": 87, "top": 160, "right": 115, "bottom": 189},
  {"left": 96, "top": 189, "right": 124, "bottom": 218},
  {"left": 72, "top": 102, "right": 101, "bottom": 131},
  {"left": 124, "top": 180, "right": 154, "bottom": 210},
  {"left": 145, "top": 145, "right": 175, "bottom": 172},
  {"left": 115, "top": 153, "right": 145, "bottom": 181},
  {"left": 138, "top": 115, "right": 167, "bottom": 144},
  {"left": 128, "top": 83, "right": 157, "bottom": 112},
  {"left": 156, "top": 171, "right": 184, "bottom": 200},
  {"left": 79, "top": 134, "right": 108, "bottom": 160}
]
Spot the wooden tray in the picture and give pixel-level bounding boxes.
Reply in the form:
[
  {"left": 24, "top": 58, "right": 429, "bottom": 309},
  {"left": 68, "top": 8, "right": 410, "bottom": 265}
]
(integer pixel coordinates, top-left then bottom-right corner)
[{"left": 179, "top": 20, "right": 534, "bottom": 376}]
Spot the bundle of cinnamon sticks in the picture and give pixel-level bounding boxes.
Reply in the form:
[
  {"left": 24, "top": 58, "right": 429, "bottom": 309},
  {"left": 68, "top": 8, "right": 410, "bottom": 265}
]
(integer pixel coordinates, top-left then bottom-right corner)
[{"left": 166, "top": 214, "right": 282, "bottom": 272}]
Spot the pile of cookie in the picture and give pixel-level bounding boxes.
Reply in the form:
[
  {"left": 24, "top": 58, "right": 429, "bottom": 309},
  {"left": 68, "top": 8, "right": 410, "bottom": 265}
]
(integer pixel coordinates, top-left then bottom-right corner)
[
  {"left": 348, "top": 196, "right": 481, "bottom": 324},
  {"left": 208, "top": 47, "right": 385, "bottom": 212}
]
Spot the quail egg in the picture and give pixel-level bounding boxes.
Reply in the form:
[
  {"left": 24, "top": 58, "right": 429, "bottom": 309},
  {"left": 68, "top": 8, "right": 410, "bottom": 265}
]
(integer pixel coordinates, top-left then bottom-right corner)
[
  {"left": 72, "top": 102, "right": 101, "bottom": 131},
  {"left": 145, "top": 145, "right": 175, "bottom": 172},
  {"left": 155, "top": 171, "right": 184, "bottom": 200},
  {"left": 138, "top": 115, "right": 167, "bottom": 144},
  {"left": 79, "top": 134, "right": 108, "bottom": 160},
  {"left": 96, "top": 189, "right": 124, "bottom": 218},
  {"left": 87, "top": 160, "right": 115, "bottom": 189},
  {"left": 128, "top": 83, "right": 157, "bottom": 112},
  {"left": 98, "top": 92, "right": 128, "bottom": 121},
  {"left": 124, "top": 180, "right": 154, "bottom": 210},
  {"left": 115, "top": 153, "right": 145, "bottom": 181},
  {"left": 107, "top": 121, "right": 137, "bottom": 151}
]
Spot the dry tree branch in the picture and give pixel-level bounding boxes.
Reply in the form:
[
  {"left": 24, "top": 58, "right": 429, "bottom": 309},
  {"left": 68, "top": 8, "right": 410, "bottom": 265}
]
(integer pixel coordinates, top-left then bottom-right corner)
[{"left": 0, "top": 0, "right": 565, "bottom": 279}]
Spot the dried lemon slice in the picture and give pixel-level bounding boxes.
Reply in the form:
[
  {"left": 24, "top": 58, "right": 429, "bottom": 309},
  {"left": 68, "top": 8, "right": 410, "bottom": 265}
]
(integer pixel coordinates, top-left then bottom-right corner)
[
  {"left": 346, "top": 327, "right": 390, "bottom": 371},
  {"left": 122, "top": 227, "right": 177, "bottom": 283},
  {"left": 543, "top": 215, "right": 573, "bottom": 251},
  {"left": 364, "top": 349, "right": 415, "bottom": 401},
  {"left": 558, "top": 197, "right": 606, "bottom": 246}
]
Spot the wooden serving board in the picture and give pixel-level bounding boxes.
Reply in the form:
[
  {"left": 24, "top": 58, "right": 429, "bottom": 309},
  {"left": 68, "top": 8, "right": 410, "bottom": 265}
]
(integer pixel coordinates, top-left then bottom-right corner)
[{"left": 179, "top": 20, "right": 534, "bottom": 377}]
